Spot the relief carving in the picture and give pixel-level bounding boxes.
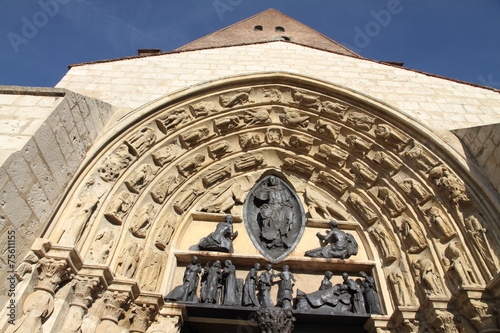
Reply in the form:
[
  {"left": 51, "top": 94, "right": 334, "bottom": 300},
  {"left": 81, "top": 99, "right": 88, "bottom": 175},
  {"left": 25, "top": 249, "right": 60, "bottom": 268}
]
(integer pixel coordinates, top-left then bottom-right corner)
[
  {"left": 376, "top": 186, "right": 406, "bottom": 217},
  {"left": 173, "top": 188, "right": 205, "bottom": 214},
  {"left": 60, "top": 276, "right": 99, "bottom": 333},
  {"left": 374, "top": 124, "right": 409, "bottom": 151},
  {"left": 279, "top": 109, "right": 310, "bottom": 128},
  {"left": 152, "top": 143, "right": 182, "bottom": 167},
  {"left": 282, "top": 157, "right": 315, "bottom": 177},
  {"left": 165, "top": 256, "right": 202, "bottom": 302},
  {"left": 314, "top": 119, "right": 340, "bottom": 141},
  {"left": 234, "top": 153, "right": 265, "bottom": 171},
  {"left": 202, "top": 165, "right": 231, "bottom": 187},
  {"left": 151, "top": 175, "right": 183, "bottom": 204},
  {"left": 388, "top": 270, "right": 413, "bottom": 306},
  {"left": 464, "top": 214, "right": 498, "bottom": 275},
  {"left": 243, "top": 108, "right": 271, "bottom": 125},
  {"left": 347, "top": 192, "right": 378, "bottom": 224},
  {"left": 179, "top": 127, "right": 214, "bottom": 149},
  {"left": 219, "top": 90, "right": 251, "bottom": 108},
  {"left": 140, "top": 250, "right": 165, "bottom": 291},
  {"left": 98, "top": 144, "right": 134, "bottom": 182},
  {"left": 214, "top": 115, "right": 245, "bottom": 134},
  {"left": 208, "top": 140, "right": 231, "bottom": 159},
  {"left": 429, "top": 165, "right": 469, "bottom": 204},
  {"left": 397, "top": 217, "right": 427, "bottom": 253},
  {"left": 59, "top": 195, "right": 100, "bottom": 245},
  {"left": 265, "top": 128, "right": 283, "bottom": 145},
  {"left": 129, "top": 304, "right": 154, "bottom": 333},
  {"left": 130, "top": 203, "right": 156, "bottom": 238},
  {"left": 402, "top": 143, "right": 439, "bottom": 171},
  {"left": 89, "top": 228, "right": 115, "bottom": 263},
  {"left": 399, "top": 178, "right": 432, "bottom": 205},
  {"left": 125, "top": 164, "right": 156, "bottom": 194},
  {"left": 305, "top": 220, "right": 358, "bottom": 259},
  {"left": 239, "top": 132, "right": 263, "bottom": 149},
  {"left": 304, "top": 187, "right": 349, "bottom": 220},
  {"left": 191, "top": 215, "right": 238, "bottom": 253},
  {"left": 155, "top": 213, "right": 177, "bottom": 249},
  {"left": 156, "top": 108, "right": 192, "bottom": 134},
  {"left": 117, "top": 240, "right": 143, "bottom": 278},
  {"left": 96, "top": 291, "right": 129, "bottom": 332},
  {"left": 320, "top": 100, "right": 349, "bottom": 119},
  {"left": 345, "top": 134, "right": 372, "bottom": 155},
  {"left": 346, "top": 112, "right": 375, "bottom": 131},
  {"left": 425, "top": 206, "right": 456, "bottom": 242},
  {"left": 262, "top": 87, "right": 282, "bottom": 102},
  {"left": 350, "top": 161, "right": 378, "bottom": 188},
  {"left": 176, "top": 153, "right": 206, "bottom": 177},
  {"left": 292, "top": 89, "right": 320, "bottom": 110},
  {"left": 104, "top": 191, "right": 134, "bottom": 225},
  {"left": 443, "top": 241, "right": 477, "bottom": 287},
  {"left": 371, "top": 151, "right": 401, "bottom": 175},
  {"left": 317, "top": 170, "right": 348, "bottom": 194},
  {"left": 189, "top": 100, "right": 218, "bottom": 117},
  {"left": 126, "top": 126, "right": 157, "bottom": 156},
  {"left": 15, "top": 251, "right": 39, "bottom": 281},
  {"left": 315, "top": 144, "right": 349, "bottom": 167},
  {"left": 202, "top": 182, "right": 245, "bottom": 214},
  {"left": 369, "top": 223, "right": 398, "bottom": 261},
  {"left": 412, "top": 258, "right": 444, "bottom": 296},
  {"left": 286, "top": 134, "right": 314, "bottom": 153}
]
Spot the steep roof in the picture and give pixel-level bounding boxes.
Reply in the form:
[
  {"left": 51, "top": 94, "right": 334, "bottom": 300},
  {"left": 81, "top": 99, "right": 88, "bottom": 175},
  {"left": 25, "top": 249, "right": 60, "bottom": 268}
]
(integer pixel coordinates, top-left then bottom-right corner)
[{"left": 175, "top": 8, "right": 361, "bottom": 57}]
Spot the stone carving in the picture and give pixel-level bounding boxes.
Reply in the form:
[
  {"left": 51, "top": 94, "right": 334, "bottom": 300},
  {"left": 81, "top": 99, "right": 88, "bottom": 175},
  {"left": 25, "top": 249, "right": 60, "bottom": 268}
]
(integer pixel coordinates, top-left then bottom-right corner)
[
  {"left": 36, "top": 257, "right": 70, "bottom": 292},
  {"left": 398, "top": 217, "right": 427, "bottom": 253},
  {"left": 279, "top": 109, "right": 310, "bottom": 128},
  {"left": 155, "top": 213, "right": 177, "bottom": 250},
  {"left": 374, "top": 124, "right": 409, "bottom": 151},
  {"left": 190, "top": 100, "right": 218, "bottom": 116},
  {"left": 464, "top": 215, "right": 497, "bottom": 275},
  {"left": 242, "top": 108, "right": 272, "bottom": 125},
  {"left": 282, "top": 157, "right": 315, "bottom": 177},
  {"left": 305, "top": 220, "right": 358, "bottom": 259},
  {"left": 151, "top": 175, "right": 183, "bottom": 204},
  {"left": 89, "top": 228, "right": 115, "bottom": 263},
  {"left": 104, "top": 191, "right": 134, "bottom": 225},
  {"left": 176, "top": 153, "right": 205, "bottom": 177},
  {"left": 126, "top": 126, "right": 156, "bottom": 156},
  {"left": 165, "top": 256, "right": 202, "bottom": 302},
  {"left": 369, "top": 223, "right": 397, "bottom": 261},
  {"left": 173, "top": 188, "right": 204, "bottom": 214},
  {"left": 350, "top": 161, "right": 378, "bottom": 187},
  {"left": 276, "top": 265, "right": 296, "bottom": 310},
  {"left": 156, "top": 108, "right": 192, "bottom": 134},
  {"left": 443, "top": 241, "right": 476, "bottom": 287},
  {"left": 202, "top": 182, "right": 245, "bottom": 214},
  {"left": 388, "top": 270, "right": 412, "bottom": 306},
  {"left": 234, "top": 153, "right": 264, "bottom": 171},
  {"left": 258, "top": 264, "right": 275, "bottom": 307},
  {"left": 152, "top": 143, "right": 182, "bottom": 167},
  {"left": 371, "top": 151, "right": 401, "bottom": 175},
  {"left": 60, "top": 276, "right": 99, "bottom": 333},
  {"left": 314, "top": 119, "right": 340, "bottom": 141},
  {"left": 179, "top": 127, "right": 214, "bottom": 148},
  {"left": 244, "top": 175, "right": 306, "bottom": 262},
  {"left": 316, "top": 144, "right": 349, "bottom": 167},
  {"left": 286, "top": 134, "right": 314, "bottom": 152},
  {"left": 402, "top": 143, "right": 439, "bottom": 171},
  {"left": 140, "top": 250, "right": 164, "bottom": 291},
  {"left": 412, "top": 258, "right": 444, "bottom": 296},
  {"left": 59, "top": 195, "right": 100, "bottom": 245},
  {"left": 130, "top": 203, "right": 156, "bottom": 238},
  {"left": 316, "top": 170, "right": 348, "bottom": 195},
  {"left": 253, "top": 307, "right": 295, "bottom": 333},
  {"left": 125, "top": 164, "right": 156, "bottom": 194},
  {"left": 98, "top": 144, "right": 134, "bottom": 182},
  {"left": 214, "top": 115, "right": 245, "bottom": 134},
  {"left": 425, "top": 206, "right": 456, "bottom": 241},
  {"left": 191, "top": 215, "right": 238, "bottom": 253},
  {"left": 129, "top": 304, "right": 154, "bottom": 333},
  {"left": 219, "top": 90, "right": 251, "bottom": 108},
  {"left": 321, "top": 100, "right": 349, "bottom": 118},
  {"left": 239, "top": 132, "right": 263, "bottom": 149},
  {"left": 200, "top": 260, "right": 222, "bottom": 304},
  {"left": 342, "top": 272, "right": 366, "bottom": 314},
  {"left": 429, "top": 165, "right": 469, "bottom": 204},
  {"left": 262, "top": 87, "right": 282, "bottom": 102},
  {"left": 117, "top": 240, "right": 142, "bottom": 278},
  {"left": 146, "top": 314, "right": 181, "bottom": 333},
  {"left": 221, "top": 260, "right": 239, "bottom": 305},
  {"left": 347, "top": 192, "right": 378, "bottom": 224},
  {"left": 265, "top": 127, "right": 283, "bottom": 145},
  {"left": 345, "top": 134, "right": 372, "bottom": 155},
  {"left": 202, "top": 165, "right": 231, "bottom": 187},
  {"left": 292, "top": 89, "right": 320, "bottom": 110},
  {"left": 346, "top": 112, "right": 375, "bottom": 131},
  {"left": 15, "top": 251, "right": 39, "bottom": 281},
  {"left": 207, "top": 140, "right": 231, "bottom": 159},
  {"left": 304, "top": 187, "right": 349, "bottom": 220},
  {"left": 359, "top": 271, "right": 382, "bottom": 314},
  {"left": 95, "top": 291, "right": 129, "bottom": 333},
  {"left": 399, "top": 178, "right": 431, "bottom": 205},
  {"left": 376, "top": 186, "right": 406, "bottom": 217},
  {"left": 241, "top": 263, "right": 261, "bottom": 307}
]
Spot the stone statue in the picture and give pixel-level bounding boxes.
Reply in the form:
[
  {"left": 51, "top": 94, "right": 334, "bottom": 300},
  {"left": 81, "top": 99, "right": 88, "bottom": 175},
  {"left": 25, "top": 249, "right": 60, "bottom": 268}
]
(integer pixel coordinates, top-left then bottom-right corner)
[
  {"left": 200, "top": 260, "right": 222, "bottom": 304},
  {"left": 304, "top": 187, "right": 349, "bottom": 220},
  {"left": 242, "top": 263, "right": 261, "bottom": 307},
  {"left": 126, "top": 127, "right": 156, "bottom": 156},
  {"left": 369, "top": 223, "right": 397, "bottom": 261},
  {"left": 192, "top": 215, "right": 238, "bottom": 253},
  {"left": 426, "top": 206, "right": 456, "bottom": 241},
  {"left": 305, "top": 220, "right": 358, "bottom": 259},
  {"left": 156, "top": 108, "right": 191, "bottom": 133},
  {"left": 443, "top": 241, "right": 476, "bottom": 287},
  {"left": 320, "top": 271, "right": 334, "bottom": 290},
  {"left": 412, "top": 258, "right": 443, "bottom": 296},
  {"left": 315, "top": 119, "right": 340, "bottom": 141},
  {"left": 350, "top": 161, "right": 377, "bottom": 187},
  {"left": 388, "top": 270, "right": 411, "bottom": 306},
  {"left": 341, "top": 272, "right": 366, "bottom": 314},
  {"left": 376, "top": 186, "right": 406, "bottom": 217},
  {"left": 464, "top": 215, "right": 497, "bottom": 275},
  {"left": 374, "top": 124, "right": 409, "bottom": 151},
  {"left": 359, "top": 271, "right": 382, "bottom": 314},
  {"left": 321, "top": 100, "right": 349, "bottom": 118},
  {"left": 165, "top": 256, "right": 202, "bottom": 302},
  {"left": 222, "top": 260, "right": 239, "bottom": 305},
  {"left": 89, "top": 228, "right": 115, "bottom": 263},
  {"left": 346, "top": 112, "right": 375, "bottom": 131},
  {"left": 258, "top": 264, "right": 274, "bottom": 307},
  {"left": 117, "top": 241, "right": 142, "bottom": 278},
  {"left": 399, "top": 217, "right": 427, "bottom": 253},
  {"left": 296, "top": 274, "right": 351, "bottom": 313},
  {"left": 276, "top": 265, "right": 296, "bottom": 310},
  {"left": 347, "top": 192, "right": 378, "bottom": 224}
]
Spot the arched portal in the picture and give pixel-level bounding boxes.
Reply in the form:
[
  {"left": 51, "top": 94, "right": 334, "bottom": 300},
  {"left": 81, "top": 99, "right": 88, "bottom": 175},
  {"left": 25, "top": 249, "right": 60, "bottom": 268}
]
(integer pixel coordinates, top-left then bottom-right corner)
[{"left": 5, "top": 73, "right": 500, "bottom": 333}]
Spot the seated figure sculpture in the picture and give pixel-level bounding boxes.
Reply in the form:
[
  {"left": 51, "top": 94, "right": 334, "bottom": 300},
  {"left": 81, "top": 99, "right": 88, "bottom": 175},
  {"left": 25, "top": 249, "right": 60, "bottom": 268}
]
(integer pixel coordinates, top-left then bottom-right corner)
[
  {"left": 191, "top": 215, "right": 238, "bottom": 253},
  {"left": 305, "top": 220, "right": 358, "bottom": 259}
]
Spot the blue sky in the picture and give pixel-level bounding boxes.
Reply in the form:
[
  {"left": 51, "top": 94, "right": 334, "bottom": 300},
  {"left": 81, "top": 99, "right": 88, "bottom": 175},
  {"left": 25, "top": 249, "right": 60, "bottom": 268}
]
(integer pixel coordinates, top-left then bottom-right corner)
[{"left": 1, "top": 0, "right": 499, "bottom": 89}]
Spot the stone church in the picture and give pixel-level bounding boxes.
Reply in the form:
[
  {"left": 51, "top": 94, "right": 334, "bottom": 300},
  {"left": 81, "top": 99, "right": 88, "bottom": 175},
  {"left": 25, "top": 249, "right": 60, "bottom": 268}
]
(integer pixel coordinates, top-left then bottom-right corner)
[{"left": 0, "top": 8, "right": 499, "bottom": 333}]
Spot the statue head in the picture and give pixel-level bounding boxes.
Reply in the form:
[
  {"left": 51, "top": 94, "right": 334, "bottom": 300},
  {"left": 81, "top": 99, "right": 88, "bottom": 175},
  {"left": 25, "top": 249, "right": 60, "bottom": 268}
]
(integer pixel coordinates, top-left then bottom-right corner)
[
  {"left": 268, "top": 176, "right": 278, "bottom": 186},
  {"left": 342, "top": 272, "right": 349, "bottom": 281},
  {"left": 266, "top": 264, "right": 272, "bottom": 271},
  {"left": 329, "top": 220, "right": 338, "bottom": 229},
  {"left": 359, "top": 271, "right": 368, "bottom": 279},
  {"left": 225, "top": 215, "right": 234, "bottom": 224},
  {"left": 191, "top": 256, "right": 199, "bottom": 264},
  {"left": 254, "top": 263, "right": 261, "bottom": 270},
  {"left": 282, "top": 265, "right": 289, "bottom": 271},
  {"left": 325, "top": 271, "right": 333, "bottom": 279},
  {"left": 214, "top": 260, "right": 221, "bottom": 267},
  {"left": 225, "top": 259, "right": 232, "bottom": 267}
]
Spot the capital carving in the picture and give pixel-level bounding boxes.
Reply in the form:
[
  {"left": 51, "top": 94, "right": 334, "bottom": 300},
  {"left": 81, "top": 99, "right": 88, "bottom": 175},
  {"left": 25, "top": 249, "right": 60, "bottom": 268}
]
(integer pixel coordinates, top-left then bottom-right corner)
[
  {"left": 129, "top": 304, "right": 155, "bottom": 333},
  {"left": 36, "top": 257, "right": 70, "bottom": 293},
  {"left": 100, "top": 290, "right": 129, "bottom": 323},
  {"left": 70, "top": 275, "right": 100, "bottom": 310}
]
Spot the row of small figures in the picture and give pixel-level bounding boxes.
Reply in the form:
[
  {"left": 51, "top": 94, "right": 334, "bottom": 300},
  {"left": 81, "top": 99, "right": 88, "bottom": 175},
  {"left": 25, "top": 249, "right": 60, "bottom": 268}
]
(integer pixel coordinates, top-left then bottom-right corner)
[{"left": 164, "top": 256, "right": 382, "bottom": 315}]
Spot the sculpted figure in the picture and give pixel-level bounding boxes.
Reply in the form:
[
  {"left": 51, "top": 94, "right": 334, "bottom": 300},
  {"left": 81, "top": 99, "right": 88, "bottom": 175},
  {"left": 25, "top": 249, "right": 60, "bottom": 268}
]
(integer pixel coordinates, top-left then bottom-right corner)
[
  {"left": 125, "top": 164, "right": 155, "bottom": 194},
  {"left": 317, "top": 170, "right": 348, "bottom": 194},
  {"left": 239, "top": 132, "right": 263, "bottom": 149},
  {"left": 117, "top": 241, "right": 142, "bottom": 278},
  {"left": 350, "top": 161, "right": 377, "bottom": 187},
  {"left": 177, "top": 153, "right": 205, "bottom": 177},
  {"left": 180, "top": 127, "right": 213, "bottom": 148},
  {"left": 156, "top": 108, "right": 191, "bottom": 133},
  {"left": 345, "top": 134, "right": 372, "bottom": 155},
  {"left": 203, "top": 182, "right": 245, "bottom": 214},
  {"left": 369, "top": 223, "right": 397, "bottom": 261},
  {"left": 98, "top": 144, "right": 134, "bottom": 182},
  {"left": 151, "top": 143, "right": 182, "bottom": 167},
  {"left": 376, "top": 187, "right": 406, "bottom": 217},
  {"left": 372, "top": 151, "right": 401, "bottom": 175},
  {"left": 341, "top": 273, "right": 366, "bottom": 314},
  {"left": 347, "top": 192, "right": 378, "bottom": 223},
  {"left": 243, "top": 108, "right": 271, "bottom": 125},
  {"left": 292, "top": 90, "right": 320, "bottom": 109},
  {"left": 464, "top": 215, "right": 497, "bottom": 274},
  {"left": 89, "top": 228, "right": 115, "bottom": 263},
  {"left": 220, "top": 91, "right": 250, "bottom": 108},
  {"left": 190, "top": 100, "right": 218, "bottom": 116},
  {"left": 265, "top": 128, "right": 283, "bottom": 145},
  {"left": 374, "top": 124, "right": 409, "bottom": 151},
  {"left": 388, "top": 270, "right": 411, "bottom": 306},
  {"left": 359, "top": 271, "right": 382, "bottom": 314},
  {"left": 282, "top": 157, "right": 315, "bottom": 177},
  {"left": 317, "top": 144, "right": 349, "bottom": 167},
  {"left": 287, "top": 134, "right": 314, "bottom": 152},
  {"left": 429, "top": 166, "right": 469, "bottom": 204},
  {"left": 403, "top": 143, "right": 439, "bottom": 171},
  {"left": 155, "top": 213, "right": 176, "bottom": 250},
  {"left": 59, "top": 196, "right": 99, "bottom": 245},
  {"left": 234, "top": 153, "right": 264, "bottom": 171},
  {"left": 200, "top": 261, "right": 222, "bottom": 304},
  {"left": 346, "top": 112, "right": 375, "bottom": 131},
  {"left": 399, "top": 217, "right": 427, "bottom": 253},
  {"left": 140, "top": 250, "right": 164, "bottom": 291},
  {"left": 426, "top": 206, "right": 456, "bottom": 241},
  {"left": 279, "top": 110, "right": 310, "bottom": 128},
  {"left": 258, "top": 264, "right": 275, "bottom": 307},
  {"left": 151, "top": 175, "right": 182, "bottom": 204},
  {"left": 262, "top": 87, "right": 282, "bottom": 102},
  {"left": 412, "top": 258, "right": 443, "bottom": 296},
  {"left": 321, "top": 100, "right": 349, "bottom": 118},
  {"left": 202, "top": 165, "right": 231, "bottom": 187},
  {"left": 165, "top": 256, "right": 202, "bottom": 302},
  {"left": 222, "top": 260, "right": 239, "bottom": 305},
  {"left": 242, "top": 263, "right": 261, "bottom": 307},
  {"left": 208, "top": 140, "right": 231, "bottom": 159},
  {"left": 304, "top": 187, "right": 349, "bottom": 220},
  {"left": 174, "top": 188, "right": 204, "bottom": 214},
  {"left": 126, "top": 127, "right": 156, "bottom": 156},
  {"left": 400, "top": 178, "right": 431, "bottom": 205},
  {"left": 305, "top": 220, "right": 358, "bottom": 259},
  {"left": 443, "top": 241, "right": 476, "bottom": 286},
  {"left": 277, "top": 265, "right": 296, "bottom": 310},
  {"left": 314, "top": 119, "right": 340, "bottom": 141},
  {"left": 214, "top": 115, "right": 244, "bottom": 133},
  {"left": 296, "top": 272, "right": 352, "bottom": 313},
  {"left": 194, "top": 215, "right": 238, "bottom": 253},
  {"left": 130, "top": 203, "right": 156, "bottom": 238}
]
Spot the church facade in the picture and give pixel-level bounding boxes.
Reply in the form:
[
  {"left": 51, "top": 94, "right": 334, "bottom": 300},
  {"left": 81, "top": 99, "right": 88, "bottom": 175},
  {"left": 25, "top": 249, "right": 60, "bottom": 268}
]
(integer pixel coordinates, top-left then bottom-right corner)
[{"left": 0, "top": 9, "right": 499, "bottom": 333}]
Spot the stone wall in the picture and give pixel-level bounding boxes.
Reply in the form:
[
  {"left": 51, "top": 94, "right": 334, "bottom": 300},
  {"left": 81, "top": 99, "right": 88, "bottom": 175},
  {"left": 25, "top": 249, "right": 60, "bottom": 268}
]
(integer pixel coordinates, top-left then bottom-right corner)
[{"left": 0, "top": 88, "right": 113, "bottom": 309}]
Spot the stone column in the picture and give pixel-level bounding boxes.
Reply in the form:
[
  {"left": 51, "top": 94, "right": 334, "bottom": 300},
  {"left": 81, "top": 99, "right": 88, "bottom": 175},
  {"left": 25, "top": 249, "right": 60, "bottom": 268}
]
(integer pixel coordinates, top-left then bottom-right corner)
[
  {"left": 95, "top": 290, "right": 129, "bottom": 333},
  {"left": 129, "top": 304, "right": 155, "bottom": 333},
  {"left": 60, "top": 276, "right": 100, "bottom": 333}
]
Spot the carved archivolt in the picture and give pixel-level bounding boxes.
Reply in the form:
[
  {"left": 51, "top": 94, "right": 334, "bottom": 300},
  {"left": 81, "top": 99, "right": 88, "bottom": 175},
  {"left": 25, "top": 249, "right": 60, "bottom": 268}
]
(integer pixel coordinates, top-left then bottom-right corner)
[{"left": 35, "top": 74, "right": 499, "bottom": 333}]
